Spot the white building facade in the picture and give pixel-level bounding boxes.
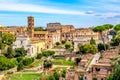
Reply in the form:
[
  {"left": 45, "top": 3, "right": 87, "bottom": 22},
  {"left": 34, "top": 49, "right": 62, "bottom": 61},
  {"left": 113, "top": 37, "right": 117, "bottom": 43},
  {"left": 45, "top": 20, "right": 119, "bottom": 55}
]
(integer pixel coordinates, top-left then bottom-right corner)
[{"left": 13, "top": 35, "right": 36, "bottom": 57}]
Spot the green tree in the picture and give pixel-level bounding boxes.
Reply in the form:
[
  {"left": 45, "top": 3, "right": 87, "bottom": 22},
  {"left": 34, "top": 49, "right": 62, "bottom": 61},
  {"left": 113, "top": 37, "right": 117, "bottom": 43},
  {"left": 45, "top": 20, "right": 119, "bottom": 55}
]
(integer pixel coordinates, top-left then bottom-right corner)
[
  {"left": 78, "top": 44, "right": 85, "bottom": 54},
  {"left": 17, "top": 62, "right": 24, "bottom": 71},
  {"left": 111, "top": 57, "right": 120, "bottom": 80},
  {"left": 92, "top": 24, "right": 113, "bottom": 51},
  {"left": 92, "top": 26, "right": 106, "bottom": 50},
  {"left": 41, "top": 50, "right": 55, "bottom": 57},
  {"left": 54, "top": 70, "right": 60, "bottom": 80},
  {"left": 90, "top": 37, "right": 96, "bottom": 45},
  {"left": 110, "top": 36, "right": 119, "bottom": 46},
  {"left": 34, "top": 27, "right": 45, "bottom": 31},
  {"left": 103, "top": 24, "right": 113, "bottom": 30},
  {"left": 92, "top": 77, "right": 97, "bottom": 80},
  {"left": 98, "top": 43, "right": 109, "bottom": 51},
  {"left": 22, "top": 58, "right": 34, "bottom": 66},
  {"left": 61, "top": 40, "right": 66, "bottom": 44},
  {"left": 0, "top": 56, "right": 16, "bottom": 71},
  {"left": 43, "top": 60, "right": 53, "bottom": 70},
  {"left": 79, "top": 44, "right": 98, "bottom": 54},
  {"left": 49, "top": 75, "right": 55, "bottom": 80},
  {"left": 2, "top": 33, "right": 15, "bottom": 45},
  {"left": 36, "top": 53, "right": 43, "bottom": 59},
  {"left": 15, "top": 47, "right": 27, "bottom": 57},
  {"left": 17, "top": 57, "right": 23, "bottom": 63},
  {"left": 0, "top": 41, "right": 5, "bottom": 49},
  {"left": 114, "top": 24, "right": 120, "bottom": 32},
  {"left": 65, "top": 44, "right": 71, "bottom": 49},
  {"left": 79, "top": 74, "right": 84, "bottom": 80},
  {"left": 75, "top": 57, "right": 82, "bottom": 66},
  {"left": 114, "top": 31, "right": 120, "bottom": 44},
  {"left": 62, "top": 69, "right": 66, "bottom": 78},
  {"left": 107, "top": 57, "right": 120, "bottom": 80},
  {"left": 4, "top": 46, "right": 15, "bottom": 58},
  {"left": 56, "top": 42, "right": 60, "bottom": 46}
]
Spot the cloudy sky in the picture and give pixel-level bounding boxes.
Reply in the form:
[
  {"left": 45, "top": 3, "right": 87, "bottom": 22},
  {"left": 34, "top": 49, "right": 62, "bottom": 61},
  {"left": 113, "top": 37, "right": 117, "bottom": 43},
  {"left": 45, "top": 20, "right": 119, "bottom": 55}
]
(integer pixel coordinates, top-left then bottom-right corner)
[{"left": 0, "top": 0, "right": 120, "bottom": 28}]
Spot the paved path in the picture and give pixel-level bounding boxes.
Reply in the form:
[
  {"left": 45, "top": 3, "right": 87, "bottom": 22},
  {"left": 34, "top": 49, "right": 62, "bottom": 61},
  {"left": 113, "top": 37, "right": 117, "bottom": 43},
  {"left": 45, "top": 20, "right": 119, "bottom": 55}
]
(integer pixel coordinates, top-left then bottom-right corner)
[{"left": 86, "top": 52, "right": 101, "bottom": 71}]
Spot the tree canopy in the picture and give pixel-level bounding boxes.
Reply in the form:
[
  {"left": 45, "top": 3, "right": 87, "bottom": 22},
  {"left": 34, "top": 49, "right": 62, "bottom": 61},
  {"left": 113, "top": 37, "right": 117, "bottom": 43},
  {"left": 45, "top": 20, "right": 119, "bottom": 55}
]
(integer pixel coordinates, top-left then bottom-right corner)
[
  {"left": 15, "top": 47, "right": 27, "bottom": 57},
  {"left": 2, "top": 33, "right": 15, "bottom": 45},
  {"left": 0, "top": 56, "right": 17, "bottom": 71},
  {"left": 114, "top": 24, "right": 120, "bottom": 31},
  {"left": 103, "top": 24, "right": 113, "bottom": 29},
  {"left": 43, "top": 60, "right": 53, "bottom": 69},
  {"left": 92, "top": 26, "right": 106, "bottom": 32},
  {"left": 34, "top": 27, "right": 45, "bottom": 31},
  {"left": 108, "top": 56, "right": 120, "bottom": 80},
  {"left": 4, "top": 46, "right": 15, "bottom": 58},
  {"left": 78, "top": 44, "right": 98, "bottom": 54},
  {"left": 90, "top": 37, "right": 96, "bottom": 45}
]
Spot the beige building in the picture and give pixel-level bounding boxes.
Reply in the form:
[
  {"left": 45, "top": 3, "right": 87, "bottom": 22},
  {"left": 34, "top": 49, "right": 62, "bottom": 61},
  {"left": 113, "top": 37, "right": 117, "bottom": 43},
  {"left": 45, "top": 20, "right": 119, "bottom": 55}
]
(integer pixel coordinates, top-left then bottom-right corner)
[
  {"left": 73, "top": 29, "right": 100, "bottom": 52},
  {"left": 0, "top": 25, "right": 27, "bottom": 35},
  {"left": 47, "top": 22, "right": 61, "bottom": 31},
  {"left": 61, "top": 25, "right": 75, "bottom": 33},
  {"left": 28, "top": 17, "right": 61, "bottom": 49}
]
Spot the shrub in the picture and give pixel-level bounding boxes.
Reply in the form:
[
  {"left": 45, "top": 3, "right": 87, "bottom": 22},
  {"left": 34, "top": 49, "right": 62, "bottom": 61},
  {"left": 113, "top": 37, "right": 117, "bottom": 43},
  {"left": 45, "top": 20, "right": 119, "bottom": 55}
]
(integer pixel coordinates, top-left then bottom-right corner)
[
  {"left": 97, "top": 43, "right": 109, "bottom": 51},
  {"left": 92, "top": 77, "right": 97, "bottom": 80},
  {"left": 49, "top": 75, "right": 55, "bottom": 80},
  {"left": 15, "top": 47, "right": 27, "bottom": 57},
  {"left": 65, "top": 44, "right": 71, "bottom": 49},
  {"left": 36, "top": 53, "right": 43, "bottom": 59},
  {"left": 62, "top": 69, "right": 66, "bottom": 78},
  {"left": 54, "top": 70, "right": 60, "bottom": 80},
  {"left": 0, "top": 41, "right": 5, "bottom": 49},
  {"left": 61, "top": 40, "right": 66, "bottom": 44},
  {"left": 23, "top": 58, "right": 34, "bottom": 66},
  {"left": 79, "top": 74, "right": 84, "bottom": 80},
  {"left": 43, "top": 60, "right": 53, "bottom": 69},
  {"left": 56, "top": 42, "right": 60, "bottom": 46},
  {"left": 17, "top": 62, "right": 24, "bottom": 71},
  {"left": 79, "top": 44, "right": 98, "bottom": 54},
  {"left": 4, "top": 46, "right": 15, "bottom": 58},
  {"left": 17, "top": 57, "right": 23, "bottom": 63},
  {"left": 0, "top": 56, "right": 16, "bottom": 71},
  {"left": 75, "top": 57, "right": 82, "bottom": 66}
]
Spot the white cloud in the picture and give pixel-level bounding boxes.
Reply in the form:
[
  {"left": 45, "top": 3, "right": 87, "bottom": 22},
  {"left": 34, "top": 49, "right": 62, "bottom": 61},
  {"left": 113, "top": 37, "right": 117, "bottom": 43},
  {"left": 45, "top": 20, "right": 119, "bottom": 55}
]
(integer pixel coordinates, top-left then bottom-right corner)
[
  {"left": 94, "top": 12, "right": 120, "bottom": 19},
  {"left": 0, "top": 2, "right": 87, "bottom": 15}
]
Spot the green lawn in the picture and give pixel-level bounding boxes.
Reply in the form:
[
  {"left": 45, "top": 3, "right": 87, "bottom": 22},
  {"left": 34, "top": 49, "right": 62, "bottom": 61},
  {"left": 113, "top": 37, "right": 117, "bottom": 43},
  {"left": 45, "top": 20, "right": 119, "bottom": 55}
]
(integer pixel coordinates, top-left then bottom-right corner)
[
  {"left": 6, "top": 73, "right": 41, "bottom": 80},
  {"left": 23, "top": 70, "right": 37, "bottom": 72},
  {"left": 53, "top": 59, "right": 74, "bottom": 66}
]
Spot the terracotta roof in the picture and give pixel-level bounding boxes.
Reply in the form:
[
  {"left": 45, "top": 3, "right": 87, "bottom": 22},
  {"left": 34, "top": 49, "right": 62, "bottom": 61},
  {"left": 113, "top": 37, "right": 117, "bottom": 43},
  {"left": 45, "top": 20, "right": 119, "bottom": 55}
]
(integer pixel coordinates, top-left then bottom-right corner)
[
  {"left": 30, "top": 38, "right": 44, "bottom": 43},
  {"left": 34, "top": 31, "right": 48, "bottom": 34}
]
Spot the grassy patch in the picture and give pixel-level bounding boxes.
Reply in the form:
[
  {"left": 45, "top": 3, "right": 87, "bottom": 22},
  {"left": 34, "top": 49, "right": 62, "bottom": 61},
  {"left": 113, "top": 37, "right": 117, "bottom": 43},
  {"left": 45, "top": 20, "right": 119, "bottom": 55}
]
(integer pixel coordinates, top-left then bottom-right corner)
[
  {"left": 6, "top": 73, "right": 41, "bottom": 80},
  {"left": 25, "top": 60, "right": 43, "bottom": 68},
  {"left": 53, "top": 59, "right": 74, "bottom": 66},
  {"left": 23, "top": 70, "right": 37, "bottom": 72}
]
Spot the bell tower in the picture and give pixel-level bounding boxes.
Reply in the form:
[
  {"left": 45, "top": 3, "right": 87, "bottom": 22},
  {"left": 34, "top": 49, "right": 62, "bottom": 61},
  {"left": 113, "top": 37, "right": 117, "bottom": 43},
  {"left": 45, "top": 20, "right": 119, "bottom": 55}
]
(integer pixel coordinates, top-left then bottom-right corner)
[{"left": 28, "top": 16, "right": 34, "bottom": 38}]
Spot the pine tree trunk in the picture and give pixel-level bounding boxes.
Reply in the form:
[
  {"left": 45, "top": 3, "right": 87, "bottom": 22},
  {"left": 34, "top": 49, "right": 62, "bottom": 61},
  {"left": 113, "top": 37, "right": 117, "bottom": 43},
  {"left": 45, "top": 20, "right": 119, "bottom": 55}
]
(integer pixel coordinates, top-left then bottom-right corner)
[{"left": 100, "top": 31, "right": 106, "bottom": 51}]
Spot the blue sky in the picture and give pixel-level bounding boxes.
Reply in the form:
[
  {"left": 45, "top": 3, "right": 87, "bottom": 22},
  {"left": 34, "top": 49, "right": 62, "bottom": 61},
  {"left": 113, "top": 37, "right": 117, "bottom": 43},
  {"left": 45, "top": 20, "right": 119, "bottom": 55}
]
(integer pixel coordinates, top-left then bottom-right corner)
[{"left": 0, "top": 0, "right": 120, "bottom": 28}]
